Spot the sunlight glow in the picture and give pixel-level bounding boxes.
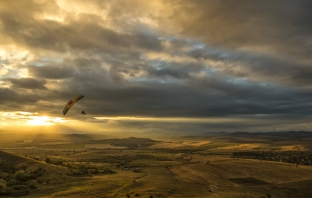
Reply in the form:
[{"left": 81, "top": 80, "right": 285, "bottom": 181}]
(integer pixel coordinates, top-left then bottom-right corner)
[
  {"left": 27, "top": 116, "right": 51, "bottom": 126},
  {"left": 27, "top": 116, "right": 66, "bottom": 126}
]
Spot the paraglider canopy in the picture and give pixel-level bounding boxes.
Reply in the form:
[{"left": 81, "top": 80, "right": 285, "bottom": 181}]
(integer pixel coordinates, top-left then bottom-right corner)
[{"left": 63, "top": 95, "right": 84, "bottom": 115}]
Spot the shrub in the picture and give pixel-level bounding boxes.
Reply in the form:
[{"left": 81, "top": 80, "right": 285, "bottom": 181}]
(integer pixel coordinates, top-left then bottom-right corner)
[
  {"left": 27, "top": 180, "right": 37, "bottom": 189},
  {"left": 9, "top": 187, "right": 29, "bottom": 196},
  {"left": 12, "top": 185, "right": 27, "bottom": 190},
  {"left": 31, "top": 167, "right": 45, "bottom": 176},
  {"left": 45, "top": 158, "right": 51, "bottom": 164},
  {"left": 28, "top": 183, "right": 37, "bottom": 189},
  {"left": 0, "top": 179, "right": 6, "bottom": 189},
  {"left": 14, "top": 170, "right": 29, "bottom": 182}
]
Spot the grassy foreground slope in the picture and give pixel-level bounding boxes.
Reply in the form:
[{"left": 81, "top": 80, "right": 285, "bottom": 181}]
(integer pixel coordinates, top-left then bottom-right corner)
[{"left": 0, "top": 150, "right": 85, "bottom": 197}]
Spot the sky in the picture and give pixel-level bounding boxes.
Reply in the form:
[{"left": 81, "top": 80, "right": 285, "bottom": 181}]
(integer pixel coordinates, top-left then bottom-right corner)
[{"left": 1, "top": 0, "right": 312, "bottom": 135}]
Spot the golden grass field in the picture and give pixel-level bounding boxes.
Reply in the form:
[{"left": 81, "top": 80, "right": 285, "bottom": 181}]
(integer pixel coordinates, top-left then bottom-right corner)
[
  {"left": 17, "top": 155, "right": 312, "bottom": 198},
  {"left": 1, "top": 132, "right": 312, "bottom": 197},
  {"left": 149, "top": 140, "right": 212, "bottom": 149}
]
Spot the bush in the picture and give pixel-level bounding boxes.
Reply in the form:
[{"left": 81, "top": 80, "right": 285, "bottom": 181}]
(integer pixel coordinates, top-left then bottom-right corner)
[
  {"left": 90, "top": 169, "right": 99, "bottom": 174},
  {"left": 28, "top": 183, "right": 37, "bottom": 189},
  {"left": 10, "top": 188, "right": 29, "bottom": 196},
  {"left": 12, "top": 185, "right": 27, "bottom": 190},
  {"left": 71, "top": 170, "right": 83, "bottom": 176},
  {"left": 0, "top": 179, "right": 6, "bottom": 189},
  {"left": 27, "top": 180, "right": 38, "bottom": 189},
  {"left": 31, "top": 167, "right": 45, "bottom": 176},
  {"left": 14, "top": 170, "right": 29, "bottom": 182},
  {"left": 45, "top": 158, "right": 51, "bottom": 164}
]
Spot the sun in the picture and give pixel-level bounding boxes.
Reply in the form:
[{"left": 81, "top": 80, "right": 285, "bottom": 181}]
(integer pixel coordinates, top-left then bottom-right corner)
[{"left": 27, "top": 116, "right": 51, "bottom": 126}]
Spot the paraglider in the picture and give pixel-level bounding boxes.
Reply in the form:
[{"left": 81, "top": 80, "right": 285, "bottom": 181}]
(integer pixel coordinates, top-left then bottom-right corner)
[{"left": 63, "top": 95, "right": 84, "bottom": 115}]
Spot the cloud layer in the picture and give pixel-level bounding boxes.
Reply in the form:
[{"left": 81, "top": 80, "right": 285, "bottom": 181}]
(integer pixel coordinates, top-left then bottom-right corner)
[{"left": 1, "top": 0, "right": 312, "bottom": 133}]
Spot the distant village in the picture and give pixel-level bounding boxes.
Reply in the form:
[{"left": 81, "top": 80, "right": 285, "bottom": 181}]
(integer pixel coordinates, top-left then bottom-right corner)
[{"left": 232, "top": 151, "right": 312, "bottom": 166}]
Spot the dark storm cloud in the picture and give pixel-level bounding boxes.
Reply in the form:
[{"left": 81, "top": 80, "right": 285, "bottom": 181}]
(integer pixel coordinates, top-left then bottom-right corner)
[
  {"left": 24, "top": 53, "right": 312, "bottom": 120},
  {"left": 0, "top": 88, "right": 39, "bottom": 110},
  {"left": 144, "top": 60, "right": 202, "bottom": 79},
  {"left": 0, "top": 3, "right": 163, "bottom": 53},
  {"left": 0, "top": 88, "right": 19, "bottom": 102},
  {"left": 165, "top": 0, "right": 312, "bottom": 50},
  {"left": 187, "top": 46, "right": 293, "bottom": 82},
  {"left": 101, "top": 117, "right": 307, "bottom": 134},
  {"left": 290, "top": 67, "right": 312, "bottom": 84},
  {"left": 29, "top": 64, "right": 75, "bottom": 79},
  {"left": 162, "top": 0, "right": 312, "bottom": 85},
  {"left": 61, "top": 77, "right": 312, "bottom": 119},
  {"left": 6, "top": 78, "right": 47, "bottom": 89}
]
